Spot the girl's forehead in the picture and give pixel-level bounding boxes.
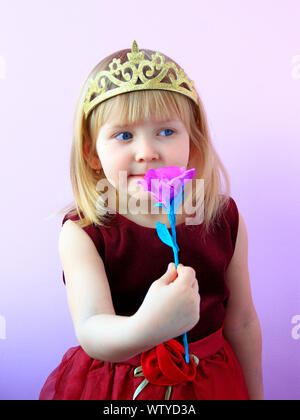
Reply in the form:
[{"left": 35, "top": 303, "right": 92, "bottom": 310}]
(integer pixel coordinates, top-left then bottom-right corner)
[{"left": 102, "top": 116, "right": 184, "bottom": 130}]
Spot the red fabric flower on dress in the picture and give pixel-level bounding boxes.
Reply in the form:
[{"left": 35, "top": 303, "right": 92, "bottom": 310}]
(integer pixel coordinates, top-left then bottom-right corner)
[{"left": 141, "top": 339, "right": 197, "bottom": 386}]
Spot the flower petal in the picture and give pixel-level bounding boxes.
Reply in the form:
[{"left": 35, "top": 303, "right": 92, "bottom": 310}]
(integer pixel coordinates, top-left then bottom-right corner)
[{"left": 137, "top": 166, "right": 195, "bottom": 207}]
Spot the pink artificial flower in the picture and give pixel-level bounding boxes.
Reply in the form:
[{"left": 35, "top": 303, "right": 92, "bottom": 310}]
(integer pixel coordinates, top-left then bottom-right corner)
[{"left": 137, "top": 166, "right": 195, "bottom": 208}]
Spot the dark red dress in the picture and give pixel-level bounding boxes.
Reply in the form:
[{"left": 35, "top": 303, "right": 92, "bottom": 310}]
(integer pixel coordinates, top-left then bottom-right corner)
[{"left": 39, "top": 196, "right": 249, "bottom": 400}]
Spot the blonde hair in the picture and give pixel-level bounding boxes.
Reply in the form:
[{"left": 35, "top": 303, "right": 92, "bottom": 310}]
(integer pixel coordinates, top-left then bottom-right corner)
[{"left": 55, "top": 47, "right": 231, "bottom": 236}]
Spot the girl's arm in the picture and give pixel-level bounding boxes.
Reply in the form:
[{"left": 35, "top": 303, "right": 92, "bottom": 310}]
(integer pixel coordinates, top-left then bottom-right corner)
[
  {"left": 59, "top": 220, "right": 156, "bottom": 362},
  {"left": 223, "top": 212, "right": 264, "bottom": 400}
]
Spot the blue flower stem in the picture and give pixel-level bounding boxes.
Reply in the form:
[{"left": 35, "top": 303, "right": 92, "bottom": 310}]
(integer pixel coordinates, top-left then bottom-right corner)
[{"left": 168, "top": 199, "right": 190, "bottom": 364}]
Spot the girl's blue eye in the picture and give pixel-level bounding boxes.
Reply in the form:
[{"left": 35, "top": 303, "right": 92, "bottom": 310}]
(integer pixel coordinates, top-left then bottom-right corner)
[
  {"left": 115, "top": 132, "right": 132, "bottom": 141},
  {"left": 160, "top": 129, "right": 174, "bottom": 136}
]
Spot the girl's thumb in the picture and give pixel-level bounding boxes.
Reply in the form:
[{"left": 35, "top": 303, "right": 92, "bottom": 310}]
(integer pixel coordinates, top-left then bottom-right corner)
[{"left": 160, "top": 263, "right": 177, "bottom": 284}]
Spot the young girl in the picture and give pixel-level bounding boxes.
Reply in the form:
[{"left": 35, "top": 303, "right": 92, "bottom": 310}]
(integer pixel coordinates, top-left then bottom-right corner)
[{"left": 39, "top": 41, "right": 263, "bottom": 400}]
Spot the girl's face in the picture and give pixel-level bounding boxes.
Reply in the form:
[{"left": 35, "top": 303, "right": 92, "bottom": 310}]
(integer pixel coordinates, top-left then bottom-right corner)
[{"left": 96, "top": 115, "right": 190, "bottom": 200}]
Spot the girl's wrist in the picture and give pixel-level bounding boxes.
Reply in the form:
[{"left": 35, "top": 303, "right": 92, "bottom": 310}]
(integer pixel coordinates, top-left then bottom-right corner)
[{"left": 130, "top": 310, "right": 158, "bottom": 351}]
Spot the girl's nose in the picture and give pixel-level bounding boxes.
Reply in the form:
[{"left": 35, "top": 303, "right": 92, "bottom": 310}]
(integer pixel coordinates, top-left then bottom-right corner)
[{"left": 134, "top": 138, "right": 159, "bottom": 162}]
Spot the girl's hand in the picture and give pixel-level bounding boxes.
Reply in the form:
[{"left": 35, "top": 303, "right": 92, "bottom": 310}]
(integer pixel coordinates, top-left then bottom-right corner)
[{"left": 134, "top": 263, "right": 201, "bottom": 344}]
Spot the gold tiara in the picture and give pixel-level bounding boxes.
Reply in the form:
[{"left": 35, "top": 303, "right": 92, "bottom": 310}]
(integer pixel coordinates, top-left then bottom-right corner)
[{"left": 83, "top": 40, "right": 199, "bottom": 119}]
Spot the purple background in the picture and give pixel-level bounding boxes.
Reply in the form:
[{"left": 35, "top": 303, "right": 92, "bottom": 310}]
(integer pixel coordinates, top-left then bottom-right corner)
[{"left": 0, "top": 0, "right": 299, "bottom": 400}]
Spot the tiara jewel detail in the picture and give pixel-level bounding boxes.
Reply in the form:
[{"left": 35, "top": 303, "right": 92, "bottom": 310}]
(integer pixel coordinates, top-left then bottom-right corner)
[{"left": 83, "top": 40, "right": 198, "bottom": 119}]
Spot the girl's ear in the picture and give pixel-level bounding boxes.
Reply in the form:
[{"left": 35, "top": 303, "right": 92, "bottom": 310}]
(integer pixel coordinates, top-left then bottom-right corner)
[{"left": 83, "top": 139, "right": 102, "bottom": 171}]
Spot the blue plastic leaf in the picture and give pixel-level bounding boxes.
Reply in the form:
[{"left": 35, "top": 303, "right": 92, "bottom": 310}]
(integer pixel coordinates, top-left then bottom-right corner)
[{"left": 156, "top": 221, "right": 175, "bottom": 248}]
